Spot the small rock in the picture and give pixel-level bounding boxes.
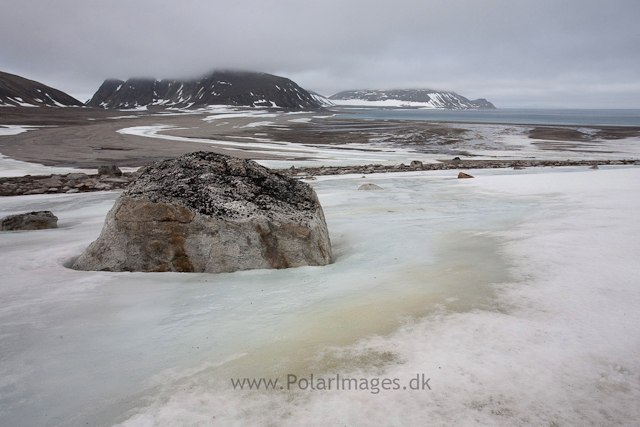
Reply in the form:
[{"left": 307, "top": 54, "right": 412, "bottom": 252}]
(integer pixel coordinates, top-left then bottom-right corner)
[
  {"left": 589, "top": 165, "right": 599, "bottom": 170},
  {"left": 24, "top": 188, "right": 47, "bottom": 195},
  {"left": 458, "top": 172, "right": 474, "bottom": 179},
  {"left": 66, "top": 189, "right": 80, "bottom": 194},
  {"left": 1, "top": 211, "right": 58, "bottom": 231},
  {"left": 513, "top": 166, "right": 525, "bottom": 170},
  {"left": 47, "top": 187, "right": 59, "bottom": 192},
  {"left": 66, "top": 173, "right": 90, "bottom": 180},
  {"left": 358, "top": 183, "right": 384, "bottom": 190},
  {"left": 101, "top": 177, "right": 131, "bottom": 183},
  {"left": 42, "top": 177, "right": 63, "bottom": 187},
  {"left": 410, "top": 160, "right": 423, "bottom": 168},
  {"left": 451, "top": 157, "right": 462, "bottom": 164},
  {"left": 98, "top": 165, "right": 123, "bottom": 177}
]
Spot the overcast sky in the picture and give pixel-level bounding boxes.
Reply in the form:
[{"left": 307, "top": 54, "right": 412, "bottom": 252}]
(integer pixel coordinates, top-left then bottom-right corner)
[{"left": 1, "top": 0, "right": 638, "bottom": 108}]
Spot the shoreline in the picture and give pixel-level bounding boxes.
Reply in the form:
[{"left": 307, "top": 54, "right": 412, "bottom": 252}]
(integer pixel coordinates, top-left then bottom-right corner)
[
  {"left": 1, "top": 106, "right": 639, "bottom": 168},
  {"left": 1, "top": 158, "right": 638, "bottom": 197}
]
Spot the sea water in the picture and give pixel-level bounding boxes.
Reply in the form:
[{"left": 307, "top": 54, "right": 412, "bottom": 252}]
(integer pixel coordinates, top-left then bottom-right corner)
[{"left": 335, "top": 107, "right": 640, "bottom": 127}]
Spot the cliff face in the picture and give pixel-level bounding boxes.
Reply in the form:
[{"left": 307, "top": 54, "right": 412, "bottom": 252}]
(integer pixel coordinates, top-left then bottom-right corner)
[
  {"left": 329, "top": 89, "right": 496, "bottom": 109},
  {"left": 0, "top": 71, "right": 83, "bottom": 107},
  {"left": 87, "top": 71, "right": 323, "bottom": 110}
]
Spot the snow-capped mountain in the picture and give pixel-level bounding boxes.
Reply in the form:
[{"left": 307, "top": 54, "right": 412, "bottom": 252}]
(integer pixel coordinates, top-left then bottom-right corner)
[
  {"left": 307, "top": 91, "right": 334, "bottom": 107},
  {"left": 87, "top": 71, "right": 323, "bottom": 110},
  {"left": 329, "top": 89, "right": 496, "bottom": 109},
  {"left": 0, "top": 71, "right": 83, "bottom": 107}
]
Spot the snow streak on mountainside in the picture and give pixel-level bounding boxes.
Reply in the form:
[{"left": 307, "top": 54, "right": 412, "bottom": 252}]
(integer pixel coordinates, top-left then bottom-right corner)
[
  {"left": 87, "top": 71, "right": 323, "bottom": 110},
  {"left": 329, "top": 89, "right": 496, "bottom": 110},
  {"left": 0, "top": 71, "right": 83, "bottom": 107},
  {"left": 308, "top": 91, "right": 334, "bottom": 107}
]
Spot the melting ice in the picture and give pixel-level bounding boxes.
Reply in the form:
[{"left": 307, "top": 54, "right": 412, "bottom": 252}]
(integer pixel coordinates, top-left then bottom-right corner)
[{"left": 1, "top": 167, "right": 639, "bottom": 426}]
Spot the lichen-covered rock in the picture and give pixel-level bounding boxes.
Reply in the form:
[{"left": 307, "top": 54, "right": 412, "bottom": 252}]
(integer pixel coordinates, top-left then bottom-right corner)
[
  {"left": 358, "top": 183, "right": 384, "bottom": 191},
  {"left": 1, "top": 211, "right": 58, "bottom": 231},
  {"left": 72, "top": 152, "right": 332, "bottom": 273}
]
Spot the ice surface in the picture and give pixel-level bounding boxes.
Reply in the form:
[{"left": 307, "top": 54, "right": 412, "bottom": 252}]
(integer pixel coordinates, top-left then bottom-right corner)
[
  {"left": 0, "top": 125, "right": 41, "bottom": 137},
  {"left": 1, "top": 167, "right": 639, "bottom": 425},
  {"left": 0, "top": 154, "right": 96, "bottom": 178},
  {"left": 241, "top": 121, "right": 274, "bottom": 128}
]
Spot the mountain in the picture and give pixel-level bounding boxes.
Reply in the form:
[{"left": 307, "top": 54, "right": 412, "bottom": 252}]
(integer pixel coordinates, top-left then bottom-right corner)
[
  {"left": 329, "top": 89, "right": 496, "bottom": 109},
  {"left": 307, "top": 91, "right": 334, "bottom": 107},
  {"left": 0, "top": 71, "right": 83, "bottom": 107},
  {"left": 87, "top": 71, "right": 323, "bottom": 110}
]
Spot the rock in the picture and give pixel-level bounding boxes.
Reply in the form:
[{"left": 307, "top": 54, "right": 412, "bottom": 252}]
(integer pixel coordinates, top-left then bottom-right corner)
[
  {"left": 589, "top": 165, "right": 599, "bottom": 170},
  {"left": 410, "top": 160, "right": 423, "bottom": 168},
  {"left": 513, "top": 166, "right": 525, "bottom": 170},
  {"left": 42, "top": 176, "right": 63, "bottom": 187},
  {"left": 458, "top": 172, "right": 474, "bottom": 179},
  {"left": 72, "top": 152, "right": 332, "bottom": 273},
  {"left": 66, "top": 173, "right": 89, "bottom": 180},
  {"left": 358, "top": 183, "right": 384, "bottom": 190},
  {"left": 1, "top": 211, "right": 58, "bottom": 231},
  {"left": 97, "top": 165, "right": 122, "bottom": 177},
  {"left": 24, "top": 188, "right": 46, "bottom": 195},
  {"left": 451, "top": 157, "right": 462, "bottom": 164}
]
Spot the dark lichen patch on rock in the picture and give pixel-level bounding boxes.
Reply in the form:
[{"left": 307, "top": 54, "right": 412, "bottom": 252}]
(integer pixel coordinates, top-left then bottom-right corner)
[{"left": 124, "top": 152, "right": 320, "bottom": 223}]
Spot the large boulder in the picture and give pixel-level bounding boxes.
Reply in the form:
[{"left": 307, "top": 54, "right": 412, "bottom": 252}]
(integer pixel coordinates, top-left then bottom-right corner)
[
  {"left": 72, "top": 152, "right": 332, "bottom": 273},
  {"left": 1, "top": 211, "right": 58, "bottom": 231}
]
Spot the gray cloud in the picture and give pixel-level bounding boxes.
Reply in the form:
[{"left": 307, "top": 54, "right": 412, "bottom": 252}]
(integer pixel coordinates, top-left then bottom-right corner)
[{"left": 1, "top": 0, "right": 638, "bottom": 107}]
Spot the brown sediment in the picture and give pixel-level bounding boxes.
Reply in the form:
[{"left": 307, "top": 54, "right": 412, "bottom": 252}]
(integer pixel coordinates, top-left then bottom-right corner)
[{"left": 1, "top": 106, "right": 638, "bottom": 174}]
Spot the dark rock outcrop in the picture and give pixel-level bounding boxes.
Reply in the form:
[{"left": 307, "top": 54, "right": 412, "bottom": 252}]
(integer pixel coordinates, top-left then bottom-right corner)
[
  {"left": 98, "top": 165, "right": 123, "bottom": 177},
  {"left": 329, "top": 89, "right": 496, "bottom": 110},
  {"left": 86, "top": 71, "right": 323, "bottom": 110},
  {"left": 1, "top": 211, "right": 58, "bottom": 231},
  {"left": 72, "top": 152, "right": 332, "bottom": 273},
  {"left": 0, "top": 172, "right": 136, "bottom": 196},
  {"left": 0, "top": 71, "right": 83, "bottom": 107}
]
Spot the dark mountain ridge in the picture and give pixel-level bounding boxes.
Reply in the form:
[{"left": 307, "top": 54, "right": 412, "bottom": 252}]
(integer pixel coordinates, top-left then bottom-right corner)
[
  {"left": 0, "top": 71, "right": 83, "bottom": 107},
  {"left": 87, "top": 71, "right": 322, "bottom": 110}
]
